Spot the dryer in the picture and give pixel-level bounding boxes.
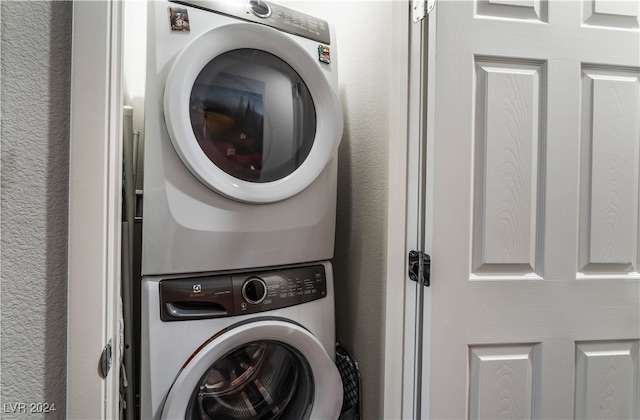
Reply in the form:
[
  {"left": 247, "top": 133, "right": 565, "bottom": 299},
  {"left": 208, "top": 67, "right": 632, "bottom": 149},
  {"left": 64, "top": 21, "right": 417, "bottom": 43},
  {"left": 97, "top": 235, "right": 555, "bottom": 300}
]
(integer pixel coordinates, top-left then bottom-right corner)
[
  {"left": 142, "top": 0, "right": 343, "bottom": 275},
  {"left": 140, "top": 262, "right": 343, "bottom": 419}
]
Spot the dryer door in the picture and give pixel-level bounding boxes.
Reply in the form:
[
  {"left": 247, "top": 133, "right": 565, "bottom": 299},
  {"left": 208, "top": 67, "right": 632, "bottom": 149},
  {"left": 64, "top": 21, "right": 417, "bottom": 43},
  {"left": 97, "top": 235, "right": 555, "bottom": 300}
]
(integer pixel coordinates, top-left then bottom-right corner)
[
  {"left": 164, "top": 23, "right": 343, "bottom": 204},
  {"left": 160, "top": 319, "right": 343, "bottom": 420}
]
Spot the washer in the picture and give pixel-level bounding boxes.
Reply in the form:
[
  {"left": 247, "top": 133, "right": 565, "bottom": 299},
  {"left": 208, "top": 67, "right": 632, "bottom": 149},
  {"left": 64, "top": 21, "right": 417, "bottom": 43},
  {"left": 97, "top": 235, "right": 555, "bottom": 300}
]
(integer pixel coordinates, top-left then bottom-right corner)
[
  {"left": 140, "top": 261, "right": 343, "bottom": 419},
  {"left": 142, "top": 0, "right": 343, "bottom": 276}
]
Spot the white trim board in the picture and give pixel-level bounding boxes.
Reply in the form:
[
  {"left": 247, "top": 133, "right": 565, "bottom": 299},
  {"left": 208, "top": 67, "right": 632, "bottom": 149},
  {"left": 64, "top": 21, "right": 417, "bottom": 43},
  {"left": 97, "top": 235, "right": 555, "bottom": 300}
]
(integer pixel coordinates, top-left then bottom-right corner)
[
  {"left": 383, "top": 1, "right": 413, "bottom": 418},
  {"left": 67, "top": 1, "right": 122, "bottom": 417}
]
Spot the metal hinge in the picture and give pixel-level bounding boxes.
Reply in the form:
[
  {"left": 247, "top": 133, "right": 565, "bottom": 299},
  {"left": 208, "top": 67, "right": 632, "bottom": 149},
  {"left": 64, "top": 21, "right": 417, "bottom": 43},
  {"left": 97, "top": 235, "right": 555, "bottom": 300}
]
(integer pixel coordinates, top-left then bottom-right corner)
[
  {"left": 412, "top": 0, "right": 435, "bottom": 22},
  {"left": 408, "top": 250, "right": 431, "bottom": 287},
  {"left": 99, "top": 338, "right": 112, "bottom": 378}
]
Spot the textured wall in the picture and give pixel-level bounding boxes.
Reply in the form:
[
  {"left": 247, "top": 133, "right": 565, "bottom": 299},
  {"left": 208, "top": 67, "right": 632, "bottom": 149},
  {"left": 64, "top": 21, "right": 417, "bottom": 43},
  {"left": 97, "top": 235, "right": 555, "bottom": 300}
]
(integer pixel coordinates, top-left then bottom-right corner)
[
  {"left": 331, "top": 6, "right": 390, "bottom": 418},
  {"left": 1, "top": 1, "right": 71, "bottom": 418},
  {"left": 286, "top": 2, "right": 392, "bottom": 418}
]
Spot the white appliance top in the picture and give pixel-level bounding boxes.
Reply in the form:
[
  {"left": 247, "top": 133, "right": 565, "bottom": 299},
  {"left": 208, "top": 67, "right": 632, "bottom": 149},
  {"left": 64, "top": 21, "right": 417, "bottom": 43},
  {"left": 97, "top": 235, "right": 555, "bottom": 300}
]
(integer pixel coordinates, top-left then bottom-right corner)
[{"left": 173, "top": 0, "right": 331, "bottom": 44}]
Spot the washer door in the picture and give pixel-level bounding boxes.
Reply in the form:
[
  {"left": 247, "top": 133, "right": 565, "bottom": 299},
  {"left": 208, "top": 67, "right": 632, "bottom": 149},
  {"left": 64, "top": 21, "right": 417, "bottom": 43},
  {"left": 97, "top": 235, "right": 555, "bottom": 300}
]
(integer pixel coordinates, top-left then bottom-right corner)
[
  {"left": 161, "top": 319, "right": 343, "bottom": 419},
  {"left": 164, "top": 23, "right": 343, "bottom": 203}
]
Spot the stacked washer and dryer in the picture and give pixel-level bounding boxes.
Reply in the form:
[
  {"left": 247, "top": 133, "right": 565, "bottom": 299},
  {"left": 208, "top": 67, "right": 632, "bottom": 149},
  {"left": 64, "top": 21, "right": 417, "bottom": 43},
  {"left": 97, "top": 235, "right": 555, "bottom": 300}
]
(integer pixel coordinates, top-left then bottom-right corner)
[{"left": 140, "top": 0, "right": 344, "bottom": 419}]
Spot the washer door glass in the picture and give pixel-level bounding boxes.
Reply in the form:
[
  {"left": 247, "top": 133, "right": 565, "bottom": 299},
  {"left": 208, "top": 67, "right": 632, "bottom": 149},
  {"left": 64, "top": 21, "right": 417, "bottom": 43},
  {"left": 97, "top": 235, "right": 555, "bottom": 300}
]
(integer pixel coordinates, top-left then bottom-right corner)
[
  {"left": 160, "top": 319, "right": 343, "bottom": 419},
  {"left": 190, "top": 49, "right": 316, "bottom": 184},
  {"left": 186, "top": 340, "right": 313, "bottom": 419}
]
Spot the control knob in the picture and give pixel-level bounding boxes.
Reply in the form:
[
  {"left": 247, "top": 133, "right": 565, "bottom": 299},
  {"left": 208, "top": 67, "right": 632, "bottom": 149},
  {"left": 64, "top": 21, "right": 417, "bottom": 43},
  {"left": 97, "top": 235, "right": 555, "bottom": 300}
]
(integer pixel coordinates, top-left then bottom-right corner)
[
  {"left": 242, "top": 277, "right": 268, "bottom": 304},
  {"left": 248, "top": 0, "right": 271, "bottom": 18}
]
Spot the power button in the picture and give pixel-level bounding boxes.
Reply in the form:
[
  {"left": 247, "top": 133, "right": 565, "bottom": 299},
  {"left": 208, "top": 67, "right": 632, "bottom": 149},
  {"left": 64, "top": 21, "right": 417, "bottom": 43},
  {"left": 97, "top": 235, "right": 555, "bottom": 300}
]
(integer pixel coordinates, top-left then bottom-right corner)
[{"left": 248, "top": 0, "right": 271, "bottom": 18}]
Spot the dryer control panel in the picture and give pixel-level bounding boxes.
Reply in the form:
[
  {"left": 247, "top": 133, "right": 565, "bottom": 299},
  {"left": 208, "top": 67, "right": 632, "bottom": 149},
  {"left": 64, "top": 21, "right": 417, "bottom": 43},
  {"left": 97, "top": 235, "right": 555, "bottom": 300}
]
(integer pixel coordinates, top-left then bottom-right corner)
[
  {"left": 159, "top": 264, "right": 327, "bottom": 321},
  {"left": 173, "top": 0, "right": 331, "bottom": 44}
]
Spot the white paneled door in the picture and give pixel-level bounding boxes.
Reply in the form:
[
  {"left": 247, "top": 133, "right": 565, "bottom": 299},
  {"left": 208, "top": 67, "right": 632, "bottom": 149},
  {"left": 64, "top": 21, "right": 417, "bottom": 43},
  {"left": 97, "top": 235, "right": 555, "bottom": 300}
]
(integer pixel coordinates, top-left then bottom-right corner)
[{"left": 426, "top": 1, "right": 640, "bottom": 418}]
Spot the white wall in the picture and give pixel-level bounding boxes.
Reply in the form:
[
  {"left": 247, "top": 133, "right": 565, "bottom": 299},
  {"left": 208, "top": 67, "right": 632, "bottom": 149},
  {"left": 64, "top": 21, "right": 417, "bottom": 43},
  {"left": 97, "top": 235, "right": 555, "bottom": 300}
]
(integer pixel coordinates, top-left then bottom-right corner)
[
  {"left": 284, "top": 2, "right": 392, "bottom": 418},
  {"left": 123, "top": 0, "right": 147, "bottom": 190},
  {"left": 0, "top": 1, "right": 71, "bottom": 416}
]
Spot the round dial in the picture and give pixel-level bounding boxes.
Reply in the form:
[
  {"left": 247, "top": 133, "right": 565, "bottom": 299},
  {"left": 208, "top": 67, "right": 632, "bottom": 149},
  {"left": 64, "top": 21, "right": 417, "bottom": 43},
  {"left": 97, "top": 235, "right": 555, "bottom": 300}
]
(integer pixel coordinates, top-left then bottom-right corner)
[
  {"left": 248, "top": 0, "right": 271, "bottom": 18},
  {"left": 242, "top": 277, "right": 268, "bottom": 304}
]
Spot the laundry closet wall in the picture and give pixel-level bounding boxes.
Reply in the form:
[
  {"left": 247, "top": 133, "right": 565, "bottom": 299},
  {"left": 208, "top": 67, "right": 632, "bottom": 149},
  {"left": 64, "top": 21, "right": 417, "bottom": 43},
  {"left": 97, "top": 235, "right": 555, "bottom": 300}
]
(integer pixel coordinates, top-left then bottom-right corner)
[
  {"left": 285, "top": 2, "right": 392, "bottom": 418},
  {"left": 1, "top": 1, "right": 71, "bottom": 416}
]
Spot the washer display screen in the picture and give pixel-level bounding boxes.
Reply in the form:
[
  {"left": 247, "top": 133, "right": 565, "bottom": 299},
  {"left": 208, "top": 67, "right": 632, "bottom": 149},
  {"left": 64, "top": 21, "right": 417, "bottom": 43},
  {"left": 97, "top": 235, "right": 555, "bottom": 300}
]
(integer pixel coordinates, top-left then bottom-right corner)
[
  {"left": 189, "top": 49, "right": 317, "bottom": 183},
  {"left": 186, "top": 340, "right": 314, "bottom": 419}
]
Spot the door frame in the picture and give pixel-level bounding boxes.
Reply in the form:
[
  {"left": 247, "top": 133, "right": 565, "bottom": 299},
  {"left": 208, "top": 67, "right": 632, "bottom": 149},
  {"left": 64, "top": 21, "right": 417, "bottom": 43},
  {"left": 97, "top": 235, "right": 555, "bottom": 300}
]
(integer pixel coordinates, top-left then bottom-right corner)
[
  {"left": 67, "top": 0, "right": 122, "bottom": 417},
  {"left": 382, "top": 1, "right": 410, "bottom": 418},
  {"left": 383, "top": 1, "right": 435, "bottom": 418},
  {"left": 67, "top": 0, "right": 419, "bottom": 418}
]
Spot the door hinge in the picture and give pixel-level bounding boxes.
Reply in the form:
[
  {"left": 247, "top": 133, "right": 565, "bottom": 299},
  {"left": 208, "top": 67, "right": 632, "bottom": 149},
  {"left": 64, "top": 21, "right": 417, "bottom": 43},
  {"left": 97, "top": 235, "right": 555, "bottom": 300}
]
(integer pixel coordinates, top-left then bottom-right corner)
[
  {"left": 408, "top": 250, "right": 431, "bottom": 287},
  {"left": 412, "top": 0, "right": 435, "bottom": 23},
  {"left": 99, "top": 338, "right": 113, "bottom": 378}
]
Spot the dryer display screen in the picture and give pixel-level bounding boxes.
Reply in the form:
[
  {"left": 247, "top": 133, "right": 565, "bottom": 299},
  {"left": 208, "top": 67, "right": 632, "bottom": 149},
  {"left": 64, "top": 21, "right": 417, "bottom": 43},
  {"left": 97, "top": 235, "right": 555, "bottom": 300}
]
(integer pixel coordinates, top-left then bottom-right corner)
[{"left": 189, "top": 49, "right": 317, "bottom": 183}]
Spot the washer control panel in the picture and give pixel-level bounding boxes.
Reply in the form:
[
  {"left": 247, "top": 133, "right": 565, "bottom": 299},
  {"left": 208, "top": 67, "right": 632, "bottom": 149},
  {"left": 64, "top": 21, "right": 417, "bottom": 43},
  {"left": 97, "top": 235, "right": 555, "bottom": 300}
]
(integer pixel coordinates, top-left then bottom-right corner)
[{"left": 160, "top": 264, "right": 327, "bottom": 321}]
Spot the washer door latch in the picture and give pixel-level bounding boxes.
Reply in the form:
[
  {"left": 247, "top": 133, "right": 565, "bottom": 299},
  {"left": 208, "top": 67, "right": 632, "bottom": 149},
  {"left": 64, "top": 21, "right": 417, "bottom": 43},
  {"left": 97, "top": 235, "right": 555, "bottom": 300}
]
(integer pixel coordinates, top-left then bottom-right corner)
[{"left": 408, "top": 250, "right": 431, "bottom": 287}]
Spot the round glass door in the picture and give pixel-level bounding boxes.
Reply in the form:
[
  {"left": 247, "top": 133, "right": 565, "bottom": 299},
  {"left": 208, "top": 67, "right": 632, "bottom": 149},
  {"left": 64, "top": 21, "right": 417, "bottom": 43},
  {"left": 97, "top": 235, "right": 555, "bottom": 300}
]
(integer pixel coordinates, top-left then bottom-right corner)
[
  {"left": 186, "top": 341, "right": 313, "bottom": 419},
  {"left": 160, "top": 319, "right": 343, "bottom": 420},
  {"left": 163, "top": 23, "right": 343, "bottom": 203},
  {"left": 190, "top": 49, "right": 316, "bottom": 184}
]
